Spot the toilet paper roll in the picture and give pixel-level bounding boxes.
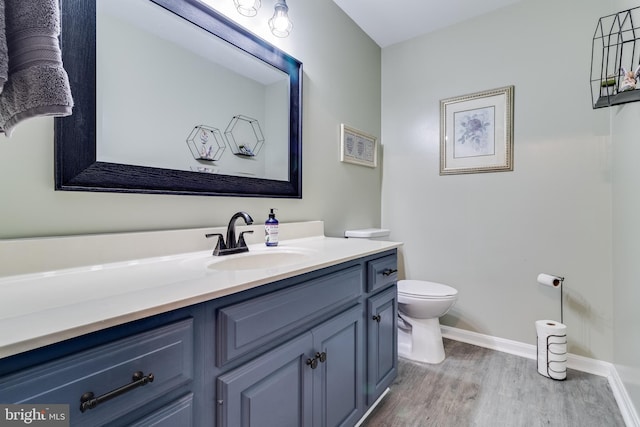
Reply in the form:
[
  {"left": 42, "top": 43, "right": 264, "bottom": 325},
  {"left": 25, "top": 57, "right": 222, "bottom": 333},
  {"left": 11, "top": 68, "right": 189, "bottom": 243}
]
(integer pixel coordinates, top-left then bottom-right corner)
[
  {"left": 538, "top": 341, "right": 566, "bottom": 352},
  {"left": 537, "top": 273, "right": 562, "bottom": 288},
  {"left": 536, "top": 320, "right": 567, "bottom": 335},
  {"left": 536, "top": 320, "right": 567, "bottom": 380},
  {"left": 548, "top": 361, "right": 567, "bottom": 377},
  {"left": 536, "top": 353, "right": 566, "bottom": 364},
  {"left": 537, "top": 349, "right": 567, "bottom": 363},
  {"left": 546, "top": 335, "right": 567, "bottom": 344}
]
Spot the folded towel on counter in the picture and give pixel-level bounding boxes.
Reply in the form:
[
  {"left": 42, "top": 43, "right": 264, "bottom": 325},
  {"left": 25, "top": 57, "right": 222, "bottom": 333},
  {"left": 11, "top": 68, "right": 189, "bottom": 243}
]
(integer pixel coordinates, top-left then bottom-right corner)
[
  {"left": 0, "top": 0, "right": 74, "bottom": 136},
  {"left": 0, "top": 1, "right": 8, "bottom": 91}
]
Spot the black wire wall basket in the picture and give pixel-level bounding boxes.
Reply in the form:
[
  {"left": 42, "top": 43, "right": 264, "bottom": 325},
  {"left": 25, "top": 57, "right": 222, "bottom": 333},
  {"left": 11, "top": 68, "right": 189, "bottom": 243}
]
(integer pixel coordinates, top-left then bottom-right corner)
[{"left": 591, "top": 6, "right": 640, "bottom": 109}]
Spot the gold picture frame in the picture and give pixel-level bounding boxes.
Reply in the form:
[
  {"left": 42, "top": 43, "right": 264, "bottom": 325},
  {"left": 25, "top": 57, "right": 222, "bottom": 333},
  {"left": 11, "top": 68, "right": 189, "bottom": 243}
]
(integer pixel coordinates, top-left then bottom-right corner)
[
  {"left": 440, "top": 86, "right": 514, "bottom": 175},
  {"left": 340, "top": 124, "right": 378, "bottom": 168}
]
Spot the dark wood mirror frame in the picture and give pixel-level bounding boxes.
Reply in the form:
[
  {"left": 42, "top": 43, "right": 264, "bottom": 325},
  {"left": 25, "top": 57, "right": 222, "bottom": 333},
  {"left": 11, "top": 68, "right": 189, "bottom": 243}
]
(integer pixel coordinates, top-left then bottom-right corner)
[{"left": 55, "top": 0, "right": 302, "bottom": 198}]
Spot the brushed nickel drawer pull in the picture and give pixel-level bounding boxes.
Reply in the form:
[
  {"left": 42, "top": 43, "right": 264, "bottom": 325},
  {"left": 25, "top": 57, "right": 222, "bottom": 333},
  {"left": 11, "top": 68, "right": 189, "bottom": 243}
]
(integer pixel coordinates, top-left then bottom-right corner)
[{"left": 80, "top": 371, "right": 154, "bottom": 413}]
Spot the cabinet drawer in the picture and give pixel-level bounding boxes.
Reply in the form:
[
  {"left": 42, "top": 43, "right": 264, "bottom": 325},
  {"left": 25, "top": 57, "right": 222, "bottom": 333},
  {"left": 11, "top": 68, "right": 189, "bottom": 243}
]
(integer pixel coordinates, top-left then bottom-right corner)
[
  {"left": 217, "top": 265, "right": 362, "bottom": 366},
  {"left": 130, "top": 393, "right": 194, "bottom": 427},
  {"left": 0, "top": 319, "right": 194, "bottom": 427},
  {"left": 367, "top": 254, "right": 398, "bottom": 292}
]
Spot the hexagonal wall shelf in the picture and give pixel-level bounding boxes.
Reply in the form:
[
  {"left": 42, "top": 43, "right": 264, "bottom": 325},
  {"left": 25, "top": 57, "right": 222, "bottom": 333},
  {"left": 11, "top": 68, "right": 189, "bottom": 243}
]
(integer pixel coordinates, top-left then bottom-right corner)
[
  {"left": 186, "top": 125, "right": 226, "bottom": 162},
  {"left": 224, "top": 115, "right": 265, "bottom": 157}
]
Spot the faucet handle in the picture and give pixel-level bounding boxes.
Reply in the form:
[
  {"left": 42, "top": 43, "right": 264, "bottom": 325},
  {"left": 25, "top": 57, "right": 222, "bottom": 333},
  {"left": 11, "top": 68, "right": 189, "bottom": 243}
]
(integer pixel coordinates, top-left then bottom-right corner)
[
  {"left": 205, "top": 233, "right": 226, "bottom": 256},
  {"left": 238, "top": 230, "right": 254, "bottom": 248}
]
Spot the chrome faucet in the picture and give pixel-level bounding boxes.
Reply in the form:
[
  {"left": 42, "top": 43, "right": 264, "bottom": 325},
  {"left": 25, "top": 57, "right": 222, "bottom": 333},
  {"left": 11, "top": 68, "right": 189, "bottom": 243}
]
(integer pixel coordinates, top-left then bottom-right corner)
[{"left": 206, "top": 211, "right": 254, "bottom": 256}]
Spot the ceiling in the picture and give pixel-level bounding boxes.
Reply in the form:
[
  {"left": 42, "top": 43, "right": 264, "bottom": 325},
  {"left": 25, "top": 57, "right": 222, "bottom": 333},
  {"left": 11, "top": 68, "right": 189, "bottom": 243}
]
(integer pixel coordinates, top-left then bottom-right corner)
[{"left": 332, "top": 0, "right": 523, "bottom": 48}]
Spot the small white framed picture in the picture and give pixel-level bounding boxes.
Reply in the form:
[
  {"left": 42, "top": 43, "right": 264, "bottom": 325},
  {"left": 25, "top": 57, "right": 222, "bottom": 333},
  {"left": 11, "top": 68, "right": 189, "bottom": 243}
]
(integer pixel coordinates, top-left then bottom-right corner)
[{"left": 340, "top": 124, "right": 378, "bottom": 168}]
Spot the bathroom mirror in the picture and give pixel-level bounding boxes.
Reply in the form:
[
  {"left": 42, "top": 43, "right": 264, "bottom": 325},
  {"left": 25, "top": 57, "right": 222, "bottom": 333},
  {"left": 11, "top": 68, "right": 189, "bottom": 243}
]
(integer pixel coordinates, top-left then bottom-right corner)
[{"left": 55, "top": 0, "right": 302, "bottom": 197}]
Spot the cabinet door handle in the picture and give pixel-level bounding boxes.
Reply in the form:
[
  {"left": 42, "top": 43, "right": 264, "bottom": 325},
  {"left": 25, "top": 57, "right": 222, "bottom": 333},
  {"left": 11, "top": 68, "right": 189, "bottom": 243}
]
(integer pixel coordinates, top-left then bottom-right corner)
[
  {"left": 306, "top": 351, "right": 327, "bottom": 369},
  {"left": 382, "top": 268, "right": 398, "bottom": 276},
  {"left": 80, "top": 371, "right": 154, "bottom": 413},
  {"left": 372, "top": 314, "right": 381, "bottom": 323},
  {"left": 306, "top": 357, "right": 318, "bottom": 369}
]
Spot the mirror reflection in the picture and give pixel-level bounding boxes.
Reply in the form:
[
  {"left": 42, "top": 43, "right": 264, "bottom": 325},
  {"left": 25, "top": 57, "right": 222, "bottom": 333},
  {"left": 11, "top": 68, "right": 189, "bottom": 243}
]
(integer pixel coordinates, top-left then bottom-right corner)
[{"left": 96, "top": 0, "right": 290, "bottom": 181}]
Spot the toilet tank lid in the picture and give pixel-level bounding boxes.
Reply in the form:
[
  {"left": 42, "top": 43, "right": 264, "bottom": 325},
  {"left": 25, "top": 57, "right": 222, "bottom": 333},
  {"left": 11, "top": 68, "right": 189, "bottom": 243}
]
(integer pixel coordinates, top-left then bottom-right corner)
[
  {"left": 398, "top": 280, "right": 458, "bottom": 297},
  {"left": 344, "top": 228, "right": 390, "bottom": 238}
]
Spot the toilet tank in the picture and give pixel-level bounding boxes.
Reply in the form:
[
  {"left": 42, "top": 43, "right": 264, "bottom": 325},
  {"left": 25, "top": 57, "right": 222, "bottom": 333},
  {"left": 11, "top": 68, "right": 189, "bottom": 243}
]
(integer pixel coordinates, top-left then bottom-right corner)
[{"left": 344, "top": 228, "right": 390, "bottom": 240}]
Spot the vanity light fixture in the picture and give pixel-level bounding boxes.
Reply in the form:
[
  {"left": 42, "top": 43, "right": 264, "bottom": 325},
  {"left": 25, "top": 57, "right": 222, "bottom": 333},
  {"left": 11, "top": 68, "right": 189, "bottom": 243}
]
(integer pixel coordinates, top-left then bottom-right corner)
[
  {"left": 269, "top": 0, "right": 293, "bottom": 37},
  {"left": 234, "top": 0, "right": 261, "bottom": 17}
]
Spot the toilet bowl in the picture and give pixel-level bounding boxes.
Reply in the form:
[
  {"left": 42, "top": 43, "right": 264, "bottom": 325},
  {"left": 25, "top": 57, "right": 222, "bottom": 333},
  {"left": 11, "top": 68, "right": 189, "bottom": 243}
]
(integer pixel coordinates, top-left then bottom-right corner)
[
  {"left": 397, "top": 279, "right": 458, "bottom": 364},
  {"left": 344, "top": 229, "right": 458, "bottom": 364}
]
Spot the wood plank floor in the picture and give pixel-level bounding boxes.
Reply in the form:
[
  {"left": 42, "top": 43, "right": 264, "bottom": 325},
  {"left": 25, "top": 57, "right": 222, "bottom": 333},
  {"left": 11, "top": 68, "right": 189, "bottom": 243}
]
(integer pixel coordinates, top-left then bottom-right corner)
[{"left": 362, "top": 339, "right": 625, "bottom": 427}]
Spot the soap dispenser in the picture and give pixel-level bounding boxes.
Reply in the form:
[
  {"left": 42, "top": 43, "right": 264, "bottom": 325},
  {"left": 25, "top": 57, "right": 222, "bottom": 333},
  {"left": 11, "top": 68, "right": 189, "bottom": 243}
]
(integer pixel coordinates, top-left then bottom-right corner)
[{"left": 265, "top": 208, "right": 279, "bottom": 246}]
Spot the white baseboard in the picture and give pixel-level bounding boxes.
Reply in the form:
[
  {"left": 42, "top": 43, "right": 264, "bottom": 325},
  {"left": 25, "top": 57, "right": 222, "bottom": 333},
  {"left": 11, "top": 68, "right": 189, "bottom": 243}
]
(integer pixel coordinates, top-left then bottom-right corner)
[
  {"left": 441, "top": 325, "right": 639, "bottom": 427},
  {"left": 610, "top": 365, "right": 640, "bottom": 427},
  {"left": 441, "top": 325, "right": 536, "bottom": 362},
  {"left": 355, "top": 387, "right": 390, "bottom": 427}
]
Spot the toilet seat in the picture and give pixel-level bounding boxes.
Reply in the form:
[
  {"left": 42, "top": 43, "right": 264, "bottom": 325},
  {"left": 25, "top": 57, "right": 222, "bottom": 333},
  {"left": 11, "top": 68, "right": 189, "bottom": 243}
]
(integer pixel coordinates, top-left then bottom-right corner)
[{"left": 398, "top": 280, "right": 458, "bottom": 298}]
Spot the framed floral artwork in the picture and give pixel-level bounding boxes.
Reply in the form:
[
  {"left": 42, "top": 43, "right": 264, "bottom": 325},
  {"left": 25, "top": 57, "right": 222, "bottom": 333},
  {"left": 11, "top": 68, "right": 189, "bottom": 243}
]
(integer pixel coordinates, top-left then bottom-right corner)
[
  {"left": 440, "top": 86, "right": 514, "bottom": 175},
  {"left": 340, "top": 124, "right": 378, "bottom": 168}
]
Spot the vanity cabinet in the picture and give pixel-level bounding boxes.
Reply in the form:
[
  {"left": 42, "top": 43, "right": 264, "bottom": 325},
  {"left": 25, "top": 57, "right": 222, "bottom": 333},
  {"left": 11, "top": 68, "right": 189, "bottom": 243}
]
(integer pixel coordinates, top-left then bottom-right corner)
[
  {"left": 215, "top": 251, "right": 397, "bottom": 427},
  {"left": 0, "top": 249, "right": 398, "bottom": 427}
]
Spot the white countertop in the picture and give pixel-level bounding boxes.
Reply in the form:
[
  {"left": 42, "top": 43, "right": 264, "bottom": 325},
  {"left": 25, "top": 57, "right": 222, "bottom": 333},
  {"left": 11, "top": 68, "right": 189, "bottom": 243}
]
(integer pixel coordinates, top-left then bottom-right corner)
[{"left": 0, "top": 235, "right": 400, "bottom": 359}]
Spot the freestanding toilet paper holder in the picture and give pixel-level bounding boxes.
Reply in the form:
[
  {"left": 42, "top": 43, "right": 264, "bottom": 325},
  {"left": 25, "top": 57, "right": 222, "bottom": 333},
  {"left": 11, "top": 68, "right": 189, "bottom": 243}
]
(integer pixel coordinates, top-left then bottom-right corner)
[{"left": 535, "top": 274, "right": 567, "bottom": 381}]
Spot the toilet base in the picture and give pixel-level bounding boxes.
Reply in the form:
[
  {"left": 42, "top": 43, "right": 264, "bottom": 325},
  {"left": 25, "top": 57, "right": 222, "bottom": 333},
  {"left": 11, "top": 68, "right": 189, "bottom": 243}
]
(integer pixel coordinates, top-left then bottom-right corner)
[{"left": 397, "top": 315, "right": 446, "bottom": 364}]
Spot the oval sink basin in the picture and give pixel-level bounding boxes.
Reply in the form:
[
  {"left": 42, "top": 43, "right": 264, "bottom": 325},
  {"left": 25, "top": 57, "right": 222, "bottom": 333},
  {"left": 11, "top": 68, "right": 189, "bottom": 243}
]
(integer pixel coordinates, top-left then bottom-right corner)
[{"left": 206, "top": 248, "right": 315, "bottom": 271}]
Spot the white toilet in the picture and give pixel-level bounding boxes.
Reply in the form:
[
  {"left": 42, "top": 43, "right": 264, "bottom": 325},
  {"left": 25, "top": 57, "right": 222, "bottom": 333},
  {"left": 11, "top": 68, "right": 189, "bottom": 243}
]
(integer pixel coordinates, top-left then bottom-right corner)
[
  {"left": 397, "top": 279, "right": 458, "bottom": 364},
  {"left": 344, "top": 228, "right": 458, "bottom": 364}
]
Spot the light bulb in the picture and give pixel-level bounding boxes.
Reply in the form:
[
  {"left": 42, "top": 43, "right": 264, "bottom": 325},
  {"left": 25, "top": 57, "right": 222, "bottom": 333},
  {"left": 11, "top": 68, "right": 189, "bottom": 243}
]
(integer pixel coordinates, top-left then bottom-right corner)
[
  {"left": 269, "top": 1, "right": 292, "bottom": 37},
  {"left": 234, "top": 0, "right": 261, "bottom": 17}
]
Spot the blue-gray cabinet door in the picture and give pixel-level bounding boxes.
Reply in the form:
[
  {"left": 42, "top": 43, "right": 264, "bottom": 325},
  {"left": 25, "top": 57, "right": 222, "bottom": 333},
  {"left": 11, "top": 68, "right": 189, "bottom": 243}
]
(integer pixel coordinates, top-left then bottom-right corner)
[
  {"left": 311, "top": 305, "right": 363, "bottom": 427},
  {"left": 366, "top": 285, "right": 398, "bottom": 405},
  {"left": 216, "top": 333, "right": 314, "bottom": 427}
]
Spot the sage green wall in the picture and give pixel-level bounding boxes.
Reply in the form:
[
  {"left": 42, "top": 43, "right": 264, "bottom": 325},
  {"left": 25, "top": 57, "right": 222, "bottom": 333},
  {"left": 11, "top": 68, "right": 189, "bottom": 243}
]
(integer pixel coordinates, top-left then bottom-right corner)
[
  {"left": 612, "top": 95, "right": 640, "bottom": 423},
  {"left": 0, "top": 0, "right": 382, "bottom": 239},
  {"left": 381, "top": 0, "right": 615, "bottom": 361},
  {"left": 612, "top": 0, "right": 640, "bottom": 417}
]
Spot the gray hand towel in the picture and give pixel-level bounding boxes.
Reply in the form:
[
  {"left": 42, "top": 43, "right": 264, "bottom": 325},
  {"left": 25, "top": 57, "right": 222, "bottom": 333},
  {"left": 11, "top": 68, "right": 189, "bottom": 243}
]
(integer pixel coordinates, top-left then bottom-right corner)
[
  {"left": 0, "top": 1, "right": 8, "bottom": 91},
  {"left": 0, "top": 0, "right": 74, "bottom": 136}
]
